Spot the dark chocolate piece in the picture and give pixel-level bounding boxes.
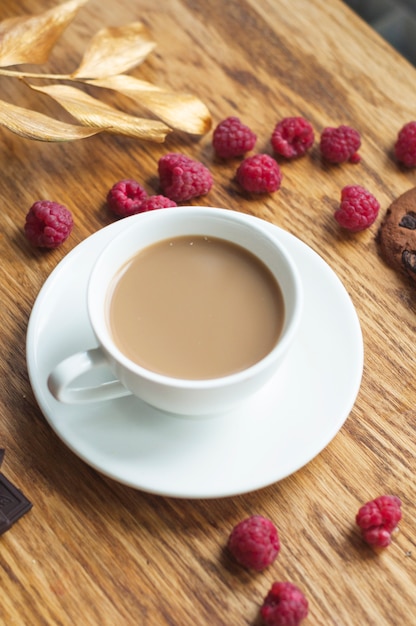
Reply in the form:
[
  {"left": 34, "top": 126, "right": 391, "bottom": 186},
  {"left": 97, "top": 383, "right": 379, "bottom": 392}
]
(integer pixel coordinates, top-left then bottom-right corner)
[
  {"left": 399, "top": 212, "right": 416, "bottom": 230},
  {"left": 402, "top": 250, "right": 416, "bottom": 273},
  {"left": 0, "top": 472, "right": 32, "bottom": 535}
]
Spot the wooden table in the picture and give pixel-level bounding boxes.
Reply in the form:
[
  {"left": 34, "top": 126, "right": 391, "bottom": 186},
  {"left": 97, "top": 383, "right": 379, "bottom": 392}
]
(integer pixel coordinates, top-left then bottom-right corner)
[{"left": 1, "top": 0, "right": 415, "bottom": 624}]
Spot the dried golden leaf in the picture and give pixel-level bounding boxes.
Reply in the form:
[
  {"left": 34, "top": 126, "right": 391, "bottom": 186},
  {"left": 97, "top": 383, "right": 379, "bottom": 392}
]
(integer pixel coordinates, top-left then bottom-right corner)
[
  {"left": 29, "top": 83, "right": 171, "bottom": 142},
  {"left": 0, "top": 99, "right": 101, "bottom": 141},
  {"left": 88, "top": 75, "right": 212, "bottom": 135},
  {"left": 0, "top": 0, "right": 89, "bottom": 67},
  {"left": 72, "top": 22, "right": 156, "bottom": 79}
]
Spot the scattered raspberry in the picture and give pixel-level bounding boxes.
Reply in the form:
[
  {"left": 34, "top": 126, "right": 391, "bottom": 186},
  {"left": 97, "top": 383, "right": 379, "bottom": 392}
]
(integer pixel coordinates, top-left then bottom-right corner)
[
  {"left": 212, "top": 116, "right": 257, "bottom": 158},
  {"left": 158, "top": 153, "right": 213, "bottom": 202},
  {"left": 227, "top": 515, "right": 280, "bottom": 571},
  {"left": 261, "top": 582, "right": 308, "bottom": 626},
  {"left": 320, "top": 124, "right": 361, "bottom": 163},
  {"left": 271, "top": 116, "right": 315, "bottom": 159},
  {"left": 107, "top": 179, "right": 148, "bottom": 217},
  {"left": 394, "top": 121, "right": 416, "bottom": 167},
  {"left": 24, "top": 200, "right": 73, "bottom": 248},
  {"left": 334, "top": 185, "right": 380, "bottom": 231},
  {"left": 138, "top": 195, "right": 177, "bottom": 211},
  {"left": 236, "top": 154, "right": 282, "bottom": 193},
  {"left": 356, "top": 495, "right": 402, "bottom": 548}
]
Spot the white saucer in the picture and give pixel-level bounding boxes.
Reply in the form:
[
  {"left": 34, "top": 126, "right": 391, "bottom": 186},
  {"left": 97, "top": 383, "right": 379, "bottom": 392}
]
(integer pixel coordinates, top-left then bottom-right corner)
[{"left": 26, "top": 214, "right": 363, "bottom": 498}]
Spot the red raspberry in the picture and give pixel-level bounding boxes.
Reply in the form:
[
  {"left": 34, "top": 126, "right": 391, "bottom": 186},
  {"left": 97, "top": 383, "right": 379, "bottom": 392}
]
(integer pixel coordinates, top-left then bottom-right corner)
[
  {"left": 24, "top": 200, "right": 73, "bottom": 248},
  {"left": 227, "top": 515, "right": 280, "bottom": 571},
  {"left": 271, "top": 116, "right": 314, "bottom": 159},
  {"left": 394, "top": 121, "right": 416, "bottom": 167},
  {"left": 212, "top": 116, "right": 257, "bottom": 158},
  {"left": 320, "top": 125, "right": 361, "bottom": 163},
  {"left": 138, "top": 195, "right": 177, "bottom": 211},
  {"left": 158, "top": 153, "right": 213, "bottom": 202},
  {"left": 107, "top": 179, "right": 148, "bottom": 217},
  {"left": 236, "top": 154, "right": 282, "bottom": 193},
  {"left": 356, "top": 495, "right": 402, "bottom": 548},
  {"left": 334, "top": 185, "right": 380, "bottom": 231},
  {"left": 261, "top": 582, "right": 308, "bottom": 626}
]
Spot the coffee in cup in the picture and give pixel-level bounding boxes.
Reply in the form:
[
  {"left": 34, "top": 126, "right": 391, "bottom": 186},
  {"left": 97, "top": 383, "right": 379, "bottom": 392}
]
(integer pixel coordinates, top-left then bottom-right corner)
[{"left": 107, "top": 234, "right": 285, "bottom": 379}]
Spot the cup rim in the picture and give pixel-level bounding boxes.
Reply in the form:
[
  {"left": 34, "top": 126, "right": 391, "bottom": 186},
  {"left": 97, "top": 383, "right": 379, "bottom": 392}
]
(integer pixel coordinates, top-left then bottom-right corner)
[{"left": 88, "top": 206, "right": 303, "bottom": 389}]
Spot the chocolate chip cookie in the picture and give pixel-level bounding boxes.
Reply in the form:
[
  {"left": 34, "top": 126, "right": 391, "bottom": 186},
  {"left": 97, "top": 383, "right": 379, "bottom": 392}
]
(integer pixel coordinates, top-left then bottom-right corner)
[{"left": 377, "top": 187, "right": 416, "bottom": 283}]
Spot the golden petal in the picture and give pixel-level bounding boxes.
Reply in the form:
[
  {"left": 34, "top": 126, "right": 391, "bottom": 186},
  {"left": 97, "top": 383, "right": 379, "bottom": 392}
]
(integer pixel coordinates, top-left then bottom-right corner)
[
  {"left": 0, "top": 99, "right": 102, "bottom": 141},
  {"left": 72, "top": 22, "right": 156, "bottom": 79},
  {"left": 29, "top": 83, "right": 171, "bottom": 142},
  {"left": 88, "top": 75, "right": 212, "bottom": 135},
  {"left": 0, "top": 0, "right": 89, "bottom": 67}
]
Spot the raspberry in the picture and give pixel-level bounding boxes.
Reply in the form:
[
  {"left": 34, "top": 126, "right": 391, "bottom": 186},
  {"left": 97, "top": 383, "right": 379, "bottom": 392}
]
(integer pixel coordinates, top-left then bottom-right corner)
[
  {"left": 334, "top": 185, "right": 380, "bottom": 231},
  {"left": 356, "top": 495, "right": 402, "bottom": 548},
  {"left": 158, "top": 153, "right": 213, "bottom": 202},
  {"left": 261, "top": 582, "right": 308, "bottom": 626},
  {"left": 320, "top": 124, "right": 361, "bottom": 163},
  {"left": 394, "top": 121, "right": 416, "bottom": 167},
  {"left": 236, "top": 154, "right": 282, "bottom": 193},
  {"left": 107, "top": 179, "right": 148, "bottom": 217},
  {"left": 212, "top": 116, "right": 257, "bottom": 158},
  {"left": 138, "top": 195, "right": 177, "bottom": 211},
  {"left": 271, "top": 116, "right": 314, "bottom": 159},
  {"left": 24, "top": 200, "right": 73, "bottom": 248},
  {"left": 227, "top": 515, "right": 280, "bottom": 571}
]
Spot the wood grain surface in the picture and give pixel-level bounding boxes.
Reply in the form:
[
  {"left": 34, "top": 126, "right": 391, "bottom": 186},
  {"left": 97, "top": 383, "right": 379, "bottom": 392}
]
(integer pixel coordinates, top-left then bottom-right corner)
[{"left": 1, "top": 0, "right": 415, "bottom": 624}]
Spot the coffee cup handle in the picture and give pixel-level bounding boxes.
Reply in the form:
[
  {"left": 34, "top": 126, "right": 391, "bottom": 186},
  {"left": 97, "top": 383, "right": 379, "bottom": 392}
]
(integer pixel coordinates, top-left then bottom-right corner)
[{"left": 47, "top": 347, "right": 132, "bottom": 404}]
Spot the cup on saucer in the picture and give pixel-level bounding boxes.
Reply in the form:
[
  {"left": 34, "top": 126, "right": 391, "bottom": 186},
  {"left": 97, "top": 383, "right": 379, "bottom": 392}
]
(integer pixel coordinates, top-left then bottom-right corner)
[{"left": 47, "top": 206, "right": 303, "bottom": 416}]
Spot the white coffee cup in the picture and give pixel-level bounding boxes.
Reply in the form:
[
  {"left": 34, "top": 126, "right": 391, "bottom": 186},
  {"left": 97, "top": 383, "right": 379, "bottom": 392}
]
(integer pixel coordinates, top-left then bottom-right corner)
[{"left": 47, "top": 206, "right": 303, "bottom": 416}]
